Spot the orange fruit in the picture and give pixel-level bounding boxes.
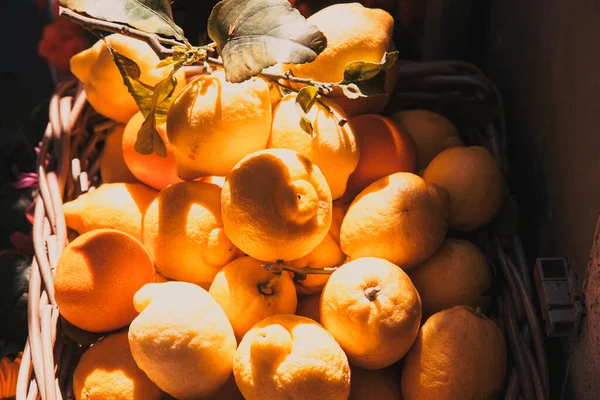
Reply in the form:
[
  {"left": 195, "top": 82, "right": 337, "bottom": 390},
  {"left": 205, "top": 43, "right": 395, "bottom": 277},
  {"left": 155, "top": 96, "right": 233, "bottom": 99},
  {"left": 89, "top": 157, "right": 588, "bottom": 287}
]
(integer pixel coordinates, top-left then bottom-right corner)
[
  {"left": 129, "top": 282, "right": 237, "bottom": 399},
  {"left": 209, "top": 256, "right": 297, "bottom": 341},
  {"left": 70, "top": 34, "right": 186, "bottom": 123},
  {"left": 233, "top": 315, "right": 351, "bottom": 400},
  {"left": 166, "top": 70, "right": 272, "bottom": 179},
  {"left": 341, "top": 173, "right": 448, "bottom": 269},
  {"left": 73, "top": 331, "right": 161, "bottom": 400},
  {"left": 423, "top": 146, "right": 504, "bottom": 231},
  {"left": 142, "top": 182, "right": 236, "bottom": 289},
  {"left": 54, "top": 229, "right": 155, "bottom": 332},
  {"left": 99, "top": 123, "right": 137, "bottom": 184},
  {"left": 320, "top": 257, "right": 422, "bottom": 369},
  {"left": 122, "top": 112, "right": 184, "bottom": 191},
  {"left": 401, "top": 306, "right": 507, "bottom": 399},
  {"left": 392, "top": 109, "right": 464, "bottom": 170},
  {"left": 268, "top": 94, "right": 359, "bottom": 199},
  {"left": 409, "top": 238, "right": 494, "bottom": 316},
  {"left": 221, "top": 148, "right": 332, "bottom": 262},
  {"left": 63, "top": 182, "right": 157, "bottom": 242},
  {"left": 288, "top": 3, "right": 396, "bottom": 117},
  {"left": 346, "top": 114, "right": 417, "bottom": 199}
]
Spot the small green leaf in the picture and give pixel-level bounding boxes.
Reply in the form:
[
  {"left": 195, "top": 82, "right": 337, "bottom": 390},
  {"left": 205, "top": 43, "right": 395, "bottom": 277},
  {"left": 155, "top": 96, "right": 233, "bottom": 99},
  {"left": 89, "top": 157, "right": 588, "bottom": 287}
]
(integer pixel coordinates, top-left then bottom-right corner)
[
  {"left": 135, "top": 114, "right": 167, "bottom": 156},
  {"left": 341, "top": 51, "right": 399, "bottom": 83},
  {"left": 59, "top": 0, "right": 186, "bottom": 41},
  {"left": 105, "top": 43, "right": 154, "bottom": 116},
  {"left": 106, "top": 41, "right": 181, "bottom": 157},
  {"left": 134, "top": 68, "right": 180, "bottom": 157},
  {"left": 156, "top": 57, "right": 175, "bottom": 68},
  {"left": 296, "top": 86, "right": 319, "bottom": 114},
  {"left": 339, "top": 72, "right": 388, "bottom": 99},
  {"left": 207, "top": 0, "right": 327, "bottom": 83},
  {"left": 60, "top": 317, "right": 106, "bottom": 346},
  {"left": 299, "top": 115, "right": 313, "bottom": 136}
]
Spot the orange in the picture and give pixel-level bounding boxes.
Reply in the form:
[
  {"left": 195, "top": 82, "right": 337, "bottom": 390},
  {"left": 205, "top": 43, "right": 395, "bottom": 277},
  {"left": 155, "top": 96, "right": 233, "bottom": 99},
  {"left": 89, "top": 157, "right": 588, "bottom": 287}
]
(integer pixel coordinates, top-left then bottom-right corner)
[
  {"left": 392, "top": 109, "right": 464, "bottom": 170},
  {"left": 54, "top": 229, "right": 155, "bottom": 332},
  {"left": 346, "top": 114, "right": 417, "bottom": 199},
  {"left": 401, "top": 306, "right": 507, "bottom": 399},
  {"left": 166, "top": 70, "right": 272, "bottom": 179},
  {"left": 129, "top": 282, "right": 237, "bottom": 399},
  {"left": 122, "top": 112, "right": 184, "bottom": 190},
  {"left": 423, "top": 146, "right": 504, "bottom": 231},
  {"left": 268, "top": 94, "right": 359, "bottom": 199},
  {"left": 209, "top": 256, "right": 298, "bottom": 341},
  {"left": 73, "top": 331, "right": 161, "bottom": 400},
  {"left": 63, "top": 182, "right": 157, "bottom": 242},
  {"left": 341, "top": 173, "right": 448, "bottom": 269},
  {"left": 233, "top": 315, "right": 351, "bottom": 400},
  {"left": 221, "top": 148, "right": 332, "bottom": 262},
  {"left": 288, "top": 3, "right": 396, "bottom": 117},
  {"left": 70, "top": 34, "right": 186, "bottom": 123},
  {"left": 99, "top": 123, "right": 137, "bottom": 184},
  {"left": 409, "top": 238, "right": 494, "bottom": 316},
  {"left": 320, "top": 257, "right": 422, "bottom": 369},
  {"left": 142, "top": 182, "right": 236, "bottom": 289}
]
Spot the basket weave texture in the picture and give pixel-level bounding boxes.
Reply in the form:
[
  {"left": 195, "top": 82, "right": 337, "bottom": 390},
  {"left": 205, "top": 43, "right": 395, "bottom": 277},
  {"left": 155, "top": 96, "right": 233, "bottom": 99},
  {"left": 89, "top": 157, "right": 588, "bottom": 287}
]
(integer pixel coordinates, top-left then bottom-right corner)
[{"left": 17, "top": 62, "right": 549, "bottom": 400}]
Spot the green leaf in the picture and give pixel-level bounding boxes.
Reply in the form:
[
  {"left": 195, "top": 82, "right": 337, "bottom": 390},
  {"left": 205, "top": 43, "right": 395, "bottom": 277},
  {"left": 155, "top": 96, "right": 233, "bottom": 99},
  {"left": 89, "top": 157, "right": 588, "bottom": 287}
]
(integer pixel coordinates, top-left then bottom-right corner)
[
  {"left": 299, "top": 115, "right": 313, "bottom": 136},
  {"left": 134, "top": 69, "right": 179, "bottom": 157},
  {"left": 156, "top": 57, "right": 175, "bottom": 68},
  {"left": 296, "top": 86, "right": 319, "bottom": 114},
  {"left": 105, "top": 41, "right": 181, "bottom": 157},
  {"left": 341, "top": 51, "right": 399, "bottom": 83},
  {"left": 105, "top": 44, "right": 154, "bottom": 116},
  {"left": 339, "top": 72, "right": 388, "bottom": 99},
  {"left": 135, "top": 114, "right": 167, "bottom": 156},
  {"left": 207, "top": 0, "right": 327, "bottom": 83},
  {"left": 59, "top": 0, "right": 186, "bottom": 41}
]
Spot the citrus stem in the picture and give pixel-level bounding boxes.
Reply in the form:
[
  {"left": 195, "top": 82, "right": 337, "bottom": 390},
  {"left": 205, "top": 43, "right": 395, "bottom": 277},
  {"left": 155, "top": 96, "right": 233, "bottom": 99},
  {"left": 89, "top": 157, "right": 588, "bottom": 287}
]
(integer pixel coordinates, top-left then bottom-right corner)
[
  {"left": 59, "top": 7, "right": 208, "bottom": 57},
  {"left": 257, "top": 277, "right": 278, "bottom": 296},
  {"left": 364, "top": 286, "right": 381, "bottom": 301}
]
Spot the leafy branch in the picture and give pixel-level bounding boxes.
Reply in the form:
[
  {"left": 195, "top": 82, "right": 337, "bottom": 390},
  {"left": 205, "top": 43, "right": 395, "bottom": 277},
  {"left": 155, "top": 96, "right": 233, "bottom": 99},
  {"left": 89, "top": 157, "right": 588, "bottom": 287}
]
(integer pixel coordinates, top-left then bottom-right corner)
[{"left": 58, "top": 0, "right": 399, "bottom": 155}]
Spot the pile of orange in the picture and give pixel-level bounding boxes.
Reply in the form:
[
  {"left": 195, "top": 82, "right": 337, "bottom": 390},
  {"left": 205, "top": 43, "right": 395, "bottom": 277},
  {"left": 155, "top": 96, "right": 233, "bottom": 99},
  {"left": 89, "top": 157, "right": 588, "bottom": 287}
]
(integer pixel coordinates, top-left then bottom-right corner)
[{"left": 54, "top": 3, "right": 510, "bottom": 400}]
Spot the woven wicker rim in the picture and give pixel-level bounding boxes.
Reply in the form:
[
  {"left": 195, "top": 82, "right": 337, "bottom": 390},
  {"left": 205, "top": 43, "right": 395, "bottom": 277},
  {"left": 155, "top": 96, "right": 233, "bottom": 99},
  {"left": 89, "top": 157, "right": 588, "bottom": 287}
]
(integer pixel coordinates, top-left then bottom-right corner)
[{"left": 17, "top": 62, "right": 549, "bottom": 400}]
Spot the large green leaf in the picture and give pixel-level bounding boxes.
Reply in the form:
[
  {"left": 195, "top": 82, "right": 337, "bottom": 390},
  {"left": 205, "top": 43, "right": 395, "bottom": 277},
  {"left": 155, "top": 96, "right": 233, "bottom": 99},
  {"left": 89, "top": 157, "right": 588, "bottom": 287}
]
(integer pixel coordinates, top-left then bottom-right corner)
[
  {"left": 59, "top": 0, "right": 185, "bottom": 41},
  {"left": 134, "top": 72, "right": 179, "bottom": 157},
  {"left": 207, "top": 0, "right": 327, "bottom": 83}
]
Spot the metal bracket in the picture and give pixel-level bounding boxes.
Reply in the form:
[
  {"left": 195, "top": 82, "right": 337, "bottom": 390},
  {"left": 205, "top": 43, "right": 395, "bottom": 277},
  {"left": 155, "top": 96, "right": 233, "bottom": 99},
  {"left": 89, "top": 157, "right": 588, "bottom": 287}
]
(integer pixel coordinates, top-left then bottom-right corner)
[{"left": 533, "top": 257, "right": 584, "bottom": 337}]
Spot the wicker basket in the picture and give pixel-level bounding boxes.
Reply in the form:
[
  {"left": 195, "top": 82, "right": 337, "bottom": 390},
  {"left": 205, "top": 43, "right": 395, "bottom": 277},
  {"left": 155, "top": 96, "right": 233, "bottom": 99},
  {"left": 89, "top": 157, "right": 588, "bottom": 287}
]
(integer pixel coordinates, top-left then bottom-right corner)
[{"left": 17, "top": 62, "right": 549, "bottom": 400}]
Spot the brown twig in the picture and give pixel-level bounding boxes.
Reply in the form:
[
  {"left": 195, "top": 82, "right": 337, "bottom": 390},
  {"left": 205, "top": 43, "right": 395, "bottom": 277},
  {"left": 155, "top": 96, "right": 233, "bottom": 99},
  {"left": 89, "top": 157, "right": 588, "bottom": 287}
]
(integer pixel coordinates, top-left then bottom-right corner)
[
  {"left": 263, "top": 261, "right": 336, "bottom": 278},
  {"left": 59, "top": 7, "right": 187, "bottom": 58}
]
